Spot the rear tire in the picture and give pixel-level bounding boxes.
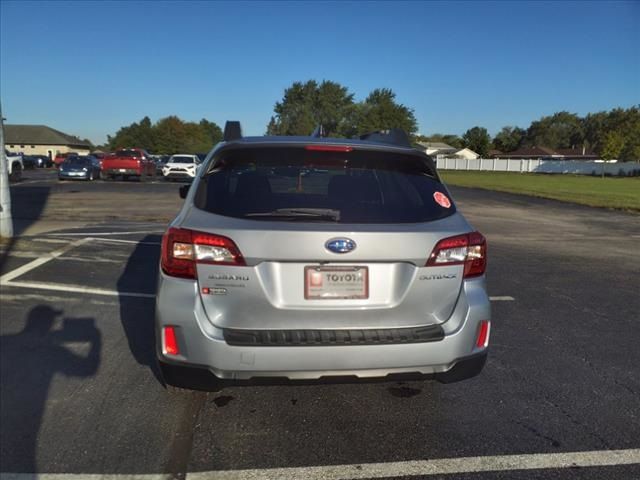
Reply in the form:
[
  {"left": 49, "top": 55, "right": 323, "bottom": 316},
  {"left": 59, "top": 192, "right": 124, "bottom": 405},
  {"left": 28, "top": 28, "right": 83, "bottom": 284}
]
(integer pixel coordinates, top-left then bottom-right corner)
[{"left": 158, "top": 360, "right": 222, "bottom": 392}]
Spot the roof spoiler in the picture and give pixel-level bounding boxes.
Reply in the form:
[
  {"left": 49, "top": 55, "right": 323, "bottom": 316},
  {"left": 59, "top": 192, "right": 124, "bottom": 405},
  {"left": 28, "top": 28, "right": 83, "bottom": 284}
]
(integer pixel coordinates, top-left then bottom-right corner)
[
  {"left": 357, "top": 129, "right": 411, "bottom": 147},
  {"left": 223, "top": 121, "right": 242, "bottom": 142}
]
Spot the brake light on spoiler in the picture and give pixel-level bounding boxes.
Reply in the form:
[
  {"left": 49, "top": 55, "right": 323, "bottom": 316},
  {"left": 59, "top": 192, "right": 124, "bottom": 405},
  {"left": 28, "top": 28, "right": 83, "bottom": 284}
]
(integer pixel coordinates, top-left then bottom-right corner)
[
  {"left": 305, "top": 145, "right": 353, "bottom": 152},
  {"left": 426, "top": 232, "right": 487, "bottom": 278},
  {"left": 161, "top": 227, "right": 245, "bottom": 279}
]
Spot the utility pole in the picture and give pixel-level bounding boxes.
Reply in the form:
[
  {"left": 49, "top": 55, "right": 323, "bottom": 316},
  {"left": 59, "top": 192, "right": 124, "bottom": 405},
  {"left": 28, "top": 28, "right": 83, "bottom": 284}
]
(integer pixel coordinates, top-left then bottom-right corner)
[{"left": 0, "top": 101, "right": 14, "bottom": 238}]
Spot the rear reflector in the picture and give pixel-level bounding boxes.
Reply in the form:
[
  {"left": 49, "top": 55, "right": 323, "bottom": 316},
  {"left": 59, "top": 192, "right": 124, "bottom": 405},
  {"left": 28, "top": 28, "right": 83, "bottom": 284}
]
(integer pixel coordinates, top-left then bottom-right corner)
[
  {"left": 476, "top": 320, "right": 490, "bottom": 348},
  {"left": 164, "top": 326, "right": 180, "bottom": 355},
  {"left": 305, "top": 145, "right": 353, "bottom": 152},
  {"left": 426, "top": 231, "right": 487, "bottom": 278},
  {"left": 161, "top": 227, "right": 245, "bottom": 279}
]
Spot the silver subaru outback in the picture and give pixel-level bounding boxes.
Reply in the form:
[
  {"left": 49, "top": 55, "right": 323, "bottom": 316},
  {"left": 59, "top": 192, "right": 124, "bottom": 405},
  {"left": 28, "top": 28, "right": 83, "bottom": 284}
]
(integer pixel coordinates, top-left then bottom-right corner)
[{"left": 156, "top": 123, "right": 490, "bottom": 389}]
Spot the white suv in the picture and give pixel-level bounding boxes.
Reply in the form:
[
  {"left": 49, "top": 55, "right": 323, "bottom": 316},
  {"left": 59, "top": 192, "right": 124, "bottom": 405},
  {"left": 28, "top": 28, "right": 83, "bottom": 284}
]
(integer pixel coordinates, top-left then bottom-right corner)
[{"left": 162, "top": 154, "right": 201, "bottom": 181}]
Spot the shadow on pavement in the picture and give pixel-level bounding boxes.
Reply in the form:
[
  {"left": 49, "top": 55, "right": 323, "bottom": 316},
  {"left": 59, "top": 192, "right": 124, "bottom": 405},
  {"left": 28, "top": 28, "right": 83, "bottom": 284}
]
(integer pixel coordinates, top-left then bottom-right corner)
[
  {"left": 0, "top": 305, "right": 101, "bottom": 473},
  {"left": 117, "top": 234, "right": 164, "bottom": 385},
  {"left": 0, "top": 183, "right": 51, "bottom": 273}
]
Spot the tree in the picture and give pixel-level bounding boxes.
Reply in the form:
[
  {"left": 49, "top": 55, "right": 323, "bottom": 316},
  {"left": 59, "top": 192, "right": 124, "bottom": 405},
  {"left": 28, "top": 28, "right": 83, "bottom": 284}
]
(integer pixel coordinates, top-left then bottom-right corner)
[
  {"left": 525, "top": 111, "right": 583, "bottom": 149},
  {"left": 106, "top": 116, "right": 223, "bottom": 154},
  {"left": 492, "top": 126, "right": 525, "bottom": 153},
  {"left": 462, "top": 126, "right": 491, "bottom": 157},
  {"left": 266, "top": 81, "right": 418, "bottom": 139},
  {"left": 601, "top": 131, "right": 625, "bottom": 160},
  {"left": 354, "top": 88, "right": 418, "bottom": 138},
  {"left": 267, "top": 80, "right": 355, "bottom": 136},
  {"left": 198, "top": 119, "right": 223, "bottom": 146},
  {"left": 415, "top": 133, "right": 464, "bottom": 149}
]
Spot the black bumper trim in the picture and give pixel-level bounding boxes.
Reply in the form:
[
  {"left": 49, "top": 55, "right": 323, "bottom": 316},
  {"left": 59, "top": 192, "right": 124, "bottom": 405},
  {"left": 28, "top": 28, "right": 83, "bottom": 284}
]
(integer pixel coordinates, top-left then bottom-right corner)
[{"left": 223, "top": 325, "right": 445, "bottom": 347}]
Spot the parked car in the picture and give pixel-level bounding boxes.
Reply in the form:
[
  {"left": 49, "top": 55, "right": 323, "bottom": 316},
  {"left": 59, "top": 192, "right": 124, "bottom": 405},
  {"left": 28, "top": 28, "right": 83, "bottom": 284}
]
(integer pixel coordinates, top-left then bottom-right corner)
[
  {"left": 54, "top": 152, "right": 79, "bottom": 168},
  {"left": 101, "top": 148, "right": 155, "bottom": 181},
  {"left": 156, "top": 122, "right": 490, "bottom": 391},
  {"left": 162, "top": 154, "right": 201, "bottom": 181},
  {"left": 58, "top": 155, "right": 102, "bottom": 181},
  {"left": 21, "top": 155, "right": 38, "bottom": 169},
  {"left": 5, "top": 150, "right": 24, "bottom": 182},
  {"left": 154, "top": 155, "right": 170, "bottom": 175},
  {"left": 22, "top": 155, "right": 51, "bottom": 169},
  {"left": 90, "top": 152, "right": 108, "bottom": 169},
  {"left": 33, "top": 154, "right": 53, "bottom": 168}
]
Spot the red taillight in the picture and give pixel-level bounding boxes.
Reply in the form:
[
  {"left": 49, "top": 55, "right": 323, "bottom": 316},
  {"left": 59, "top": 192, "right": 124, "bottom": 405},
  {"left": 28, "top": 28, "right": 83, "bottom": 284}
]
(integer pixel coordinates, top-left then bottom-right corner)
[
  {"left": 476, "top": 320, "right": 490, "bottom": 348},
  {"left": 426, "top": 231, "right": 487, "bottom": 278},
  {"left": 305, "top": 145, "right": 353, "bottom": 152},
  {"left": 161, "top": 227, "right": 245, "bottom": 279},
  {"left": 163, "top": 326, "right": 180, "bottom": 355}
]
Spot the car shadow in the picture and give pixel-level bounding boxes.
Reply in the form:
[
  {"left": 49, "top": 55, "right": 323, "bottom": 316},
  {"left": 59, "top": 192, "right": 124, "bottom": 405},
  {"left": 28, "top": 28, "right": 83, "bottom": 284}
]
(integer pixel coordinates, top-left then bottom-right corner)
[
  {"left": 0, "top": 305, "right": 101, "bottom": 473},
  {"left": 1, "top": 182, "right": 51, "bottom": 275},
  {"left": 116, "top": 234, "right": 164, "bottom": 384}
]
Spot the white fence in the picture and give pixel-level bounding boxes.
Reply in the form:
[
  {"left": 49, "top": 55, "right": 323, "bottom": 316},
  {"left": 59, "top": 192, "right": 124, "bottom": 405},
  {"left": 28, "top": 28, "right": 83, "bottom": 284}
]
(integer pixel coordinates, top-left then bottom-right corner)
[{"left": 436, "top": 157, "right": 640, "bottom": 176}]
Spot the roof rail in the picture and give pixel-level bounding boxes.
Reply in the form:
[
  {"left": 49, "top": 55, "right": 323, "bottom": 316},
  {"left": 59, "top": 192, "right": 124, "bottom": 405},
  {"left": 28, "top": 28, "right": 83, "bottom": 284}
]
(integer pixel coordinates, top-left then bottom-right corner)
[
  {"left": 310, "top": 124, "right": 326, "bottom": 138},
  {"left": 223, "top": 121, "right": 242, "bottom": 142},
  {"left": 358, "top": 128, "right": 411, "bottom": 147}
]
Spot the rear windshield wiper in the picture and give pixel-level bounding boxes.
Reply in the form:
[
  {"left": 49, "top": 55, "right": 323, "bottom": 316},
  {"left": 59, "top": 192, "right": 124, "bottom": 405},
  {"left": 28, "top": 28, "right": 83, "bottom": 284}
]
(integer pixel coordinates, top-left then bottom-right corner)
[{"left": 244, "top": 208, "right": 341, "bottom": 222}]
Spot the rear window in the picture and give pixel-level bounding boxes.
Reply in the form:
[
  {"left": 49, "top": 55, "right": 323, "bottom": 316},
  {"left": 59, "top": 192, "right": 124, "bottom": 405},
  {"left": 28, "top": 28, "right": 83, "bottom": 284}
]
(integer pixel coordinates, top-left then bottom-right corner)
[
  {"left": 195, "top": 147, "right": 455, "bottom": 224},
  {"left": 115, "top": 149, "right": 141, "bottom": 157},
  {"left": 171, "top": 156, "right": 196, "bottom": 164},
  {"left": 64, "top": 157, "right": 89, "bottom": 165}
]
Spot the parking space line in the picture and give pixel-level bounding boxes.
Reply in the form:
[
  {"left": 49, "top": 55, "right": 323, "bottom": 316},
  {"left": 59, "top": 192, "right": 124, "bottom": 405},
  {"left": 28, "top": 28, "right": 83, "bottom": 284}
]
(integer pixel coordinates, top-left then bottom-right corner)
[
  {"left": 489, "top": 296, "right": 515, "bottom": 301},
  {"left": 1, "top": 449, "right": 638, "bottom": 479},
  {"left": 32, "top": 238, "right": 71, "bottom": 244},
  {"left": 87, "top": 237, "right": 162, "bottom": 246},
  {"left": 193, "top": 448, "right": 640, "bottom": 480},
  {"left": 2, "top": 280, "right": 155, "bottom": 299},
  {"left": 0, "top": 238, "right": 91, "bottom": 284}
]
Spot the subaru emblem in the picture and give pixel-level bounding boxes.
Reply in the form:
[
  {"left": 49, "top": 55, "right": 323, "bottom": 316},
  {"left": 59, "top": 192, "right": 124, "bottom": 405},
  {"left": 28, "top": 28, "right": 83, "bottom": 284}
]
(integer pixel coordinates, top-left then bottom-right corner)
[{"left": 325, "top": 238, "right": 356, "bottom": 254}]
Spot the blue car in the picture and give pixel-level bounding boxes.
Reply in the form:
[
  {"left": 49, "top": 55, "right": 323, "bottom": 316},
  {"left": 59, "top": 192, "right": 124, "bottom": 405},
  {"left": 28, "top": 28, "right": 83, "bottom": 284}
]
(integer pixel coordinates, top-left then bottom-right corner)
[{"left": 58, "top": 155, "right": 102, "bottom": 181}]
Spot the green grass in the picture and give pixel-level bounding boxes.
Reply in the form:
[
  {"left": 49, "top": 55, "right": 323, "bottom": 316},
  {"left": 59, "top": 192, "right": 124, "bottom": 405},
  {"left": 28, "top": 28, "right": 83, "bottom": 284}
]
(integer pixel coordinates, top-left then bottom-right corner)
[{"left": 440, "top": 171, "right": 640, "bottom": 212}]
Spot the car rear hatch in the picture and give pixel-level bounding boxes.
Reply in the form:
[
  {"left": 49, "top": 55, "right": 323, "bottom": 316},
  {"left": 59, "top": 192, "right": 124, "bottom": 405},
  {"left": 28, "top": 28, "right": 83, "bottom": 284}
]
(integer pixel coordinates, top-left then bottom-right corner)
[{"left": 167, "top": 144, "right": 481, "bottom": 332}]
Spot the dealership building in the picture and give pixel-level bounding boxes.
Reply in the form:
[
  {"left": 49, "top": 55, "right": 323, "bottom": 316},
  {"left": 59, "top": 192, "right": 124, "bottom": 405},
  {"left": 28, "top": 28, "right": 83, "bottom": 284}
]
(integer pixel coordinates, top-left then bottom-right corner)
[{"left": 4, "top": 124, "right": 92, "bottom": 158}]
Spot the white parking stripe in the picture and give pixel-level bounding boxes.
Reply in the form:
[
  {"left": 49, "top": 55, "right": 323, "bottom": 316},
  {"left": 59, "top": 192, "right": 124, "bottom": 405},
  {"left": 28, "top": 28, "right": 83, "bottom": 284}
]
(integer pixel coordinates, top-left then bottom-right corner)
[
  {"left": 1, "top": 449, "right": 639, "bottom": 480},
  {"left": 0, "top": 238, "right": 91, "bottom": 284},
  {"left": 2, "top": 281, "right": 155, "bottom": 299},
  {"left": 195, "top": 449, "right": 640, "bottom": 480},
  {"left": 32, "top": 238, "right": 71, "bottom": 244},
  {"left": 87, "top": 237, "right": 161, "bottom": 246},
  {"left": 489, "top": 296, "right": 515, "bottom": 301}
]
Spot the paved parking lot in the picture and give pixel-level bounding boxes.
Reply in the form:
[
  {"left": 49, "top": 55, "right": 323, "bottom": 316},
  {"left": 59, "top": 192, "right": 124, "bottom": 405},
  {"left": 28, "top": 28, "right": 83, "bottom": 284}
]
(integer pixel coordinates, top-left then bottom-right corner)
[{"left": 1, "top": 169, "right": 639, "bottom": 479}]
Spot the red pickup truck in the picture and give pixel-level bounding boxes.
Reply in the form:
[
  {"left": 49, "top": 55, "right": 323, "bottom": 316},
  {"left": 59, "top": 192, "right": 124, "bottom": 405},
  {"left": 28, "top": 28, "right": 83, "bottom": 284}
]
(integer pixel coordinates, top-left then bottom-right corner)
[{"left": 101, "top": 148, "right": 156, "bottom": 181}]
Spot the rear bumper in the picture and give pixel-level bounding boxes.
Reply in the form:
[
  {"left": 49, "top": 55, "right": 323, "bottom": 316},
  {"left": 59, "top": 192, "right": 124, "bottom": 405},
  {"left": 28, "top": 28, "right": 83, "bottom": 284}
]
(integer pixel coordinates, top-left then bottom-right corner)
[
  {"left": 104, "top": 168, "right": 140, "bottom": 176},
  {"left": 156, "top": 274, "right": 491, "bottom": 380},
  {"left": 163, "top": 171, "right": 195, "bottom": 179},
  {"left": 58, "top": 171, "right": 89, "bottom": 179}
]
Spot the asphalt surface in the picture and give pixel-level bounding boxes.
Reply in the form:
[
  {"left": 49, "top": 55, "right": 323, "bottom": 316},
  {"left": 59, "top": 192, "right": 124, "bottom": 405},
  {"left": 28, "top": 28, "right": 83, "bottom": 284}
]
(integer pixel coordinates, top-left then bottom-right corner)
[{"left": 1, "top": 168, "right": 639, "bottom": 478}]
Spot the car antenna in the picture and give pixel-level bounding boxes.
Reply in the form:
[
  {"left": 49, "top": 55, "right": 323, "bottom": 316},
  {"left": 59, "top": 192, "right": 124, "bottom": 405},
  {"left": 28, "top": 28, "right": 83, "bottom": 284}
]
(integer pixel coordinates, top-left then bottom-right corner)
[{"left": 310, "top": 124, "right": 326, "bottom": 138}]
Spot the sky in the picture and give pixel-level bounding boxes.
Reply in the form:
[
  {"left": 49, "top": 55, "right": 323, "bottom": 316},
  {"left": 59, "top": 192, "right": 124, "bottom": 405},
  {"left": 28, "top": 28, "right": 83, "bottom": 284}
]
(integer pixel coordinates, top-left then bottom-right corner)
[{"left": 1, "top": 0, "right": 638, "bottom": 145}]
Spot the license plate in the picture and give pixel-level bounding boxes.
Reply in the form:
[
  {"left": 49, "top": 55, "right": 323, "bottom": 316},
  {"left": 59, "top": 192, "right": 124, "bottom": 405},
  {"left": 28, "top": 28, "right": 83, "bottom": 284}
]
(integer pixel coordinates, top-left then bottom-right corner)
[
  {"left": 304, "top": 266, "right": 369, "bottom": 300},
  {"left": 119, "top": 169, "right": 126, "bottom": 172}
]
